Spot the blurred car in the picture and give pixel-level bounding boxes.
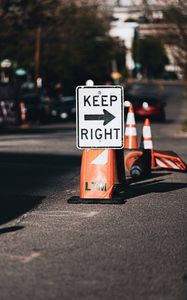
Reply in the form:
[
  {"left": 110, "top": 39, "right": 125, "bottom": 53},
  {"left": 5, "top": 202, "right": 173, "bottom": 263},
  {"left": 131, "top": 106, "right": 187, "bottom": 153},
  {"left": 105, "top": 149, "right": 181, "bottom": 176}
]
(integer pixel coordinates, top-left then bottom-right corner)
[
  {"left": 51, "top": 96, "right": 76, "bottom": 121},
  {"left": 160, "top": 71, "right": 178, "bottom": 80},
  {"left": 0, "top": 82, "right": 20, "bottom": 128},
  {"left": 125, "top": 94, "right": 166, "bottom": 121},
  {"left": 19, "top": 90, "right": 52, "bottom": 124}
]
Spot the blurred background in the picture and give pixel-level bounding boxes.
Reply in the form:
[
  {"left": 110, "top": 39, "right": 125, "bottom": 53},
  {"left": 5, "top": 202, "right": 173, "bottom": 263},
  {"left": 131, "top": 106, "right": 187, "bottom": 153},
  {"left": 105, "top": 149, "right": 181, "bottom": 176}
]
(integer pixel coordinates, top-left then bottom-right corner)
[
  {"left": 0, "top": 0, "right": 186, "bottom": 126},
  {"left": 0, "top": 3, "right": 187, "bottom": 298}
]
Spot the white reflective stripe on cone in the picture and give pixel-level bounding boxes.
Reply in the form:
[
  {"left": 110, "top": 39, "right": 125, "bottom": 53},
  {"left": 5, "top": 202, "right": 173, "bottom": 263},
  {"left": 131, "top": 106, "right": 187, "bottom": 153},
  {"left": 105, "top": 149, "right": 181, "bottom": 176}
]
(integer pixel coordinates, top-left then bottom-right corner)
[
  {"left": 125, "top": 127, "right": 137, "bottom": 136},
  {"left": 126, "top": 112, "right": 135, "bottom": 125},
  {"left": 156, "top": 157, "right": 180, "bottom": 169},
  {"left": 143, "top": 140, "right": 153, "bottom": 149},
  {"left": 156, "top": 158, "right": 167, "bottom": 168},
  {"left": 162, "top": 158, "right": 180, "bottom": 169},
  {"left": 143, "top": 126, "right": 152, "bottom": 138},
  {"left": 91, "top": 150, "right": 108, "bottom": 165}
]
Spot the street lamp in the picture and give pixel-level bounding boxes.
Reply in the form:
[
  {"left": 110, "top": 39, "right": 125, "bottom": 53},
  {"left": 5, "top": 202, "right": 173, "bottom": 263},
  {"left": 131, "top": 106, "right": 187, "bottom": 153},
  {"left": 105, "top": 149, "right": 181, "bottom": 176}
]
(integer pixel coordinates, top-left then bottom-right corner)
[
  {"left": 0, "top": 59, "right": 12, "bottom": 82},
  {"left": 1, "top": 59, "right": 12, "bottom": 68}
]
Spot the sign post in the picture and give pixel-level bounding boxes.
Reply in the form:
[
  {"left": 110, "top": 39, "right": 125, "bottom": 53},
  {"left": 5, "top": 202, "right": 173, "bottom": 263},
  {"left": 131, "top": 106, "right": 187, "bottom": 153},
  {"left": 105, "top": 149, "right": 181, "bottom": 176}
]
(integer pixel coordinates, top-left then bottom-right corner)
[{"left": 76, "top": 86, "right": 124, "bottom": 149}]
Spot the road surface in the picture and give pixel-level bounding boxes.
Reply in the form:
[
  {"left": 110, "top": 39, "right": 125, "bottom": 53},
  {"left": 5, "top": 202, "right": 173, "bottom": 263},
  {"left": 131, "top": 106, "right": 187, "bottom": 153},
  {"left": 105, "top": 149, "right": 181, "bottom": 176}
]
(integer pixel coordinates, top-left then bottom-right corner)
[{"left": 0, "top": 82, "right": 186, "bottom": 300}]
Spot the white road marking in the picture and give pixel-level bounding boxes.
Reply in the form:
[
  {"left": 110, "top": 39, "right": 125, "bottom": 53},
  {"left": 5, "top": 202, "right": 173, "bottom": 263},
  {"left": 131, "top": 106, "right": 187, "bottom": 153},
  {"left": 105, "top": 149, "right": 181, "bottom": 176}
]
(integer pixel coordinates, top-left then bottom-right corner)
[
  {"left": 30, "top": 210, "right": 99, "bottom": 218},
  {"left": 0, "top": 251, "right": 40, "bottom": 263}
]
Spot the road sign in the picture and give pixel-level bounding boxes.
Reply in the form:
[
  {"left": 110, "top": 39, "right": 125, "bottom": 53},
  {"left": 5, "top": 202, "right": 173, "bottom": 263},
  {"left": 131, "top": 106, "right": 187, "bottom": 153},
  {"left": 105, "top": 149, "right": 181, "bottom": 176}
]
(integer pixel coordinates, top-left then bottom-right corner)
[{"left": 76, "top": 86, "right": 124, "bottom": 149}]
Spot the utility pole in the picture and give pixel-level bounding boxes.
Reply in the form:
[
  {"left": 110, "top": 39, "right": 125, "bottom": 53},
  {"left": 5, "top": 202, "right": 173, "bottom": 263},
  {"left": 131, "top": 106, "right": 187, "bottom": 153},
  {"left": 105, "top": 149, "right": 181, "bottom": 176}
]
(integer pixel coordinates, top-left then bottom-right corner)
[
  {"left": 34, "top": 26, "right": 42, "bottom": 83},
  {"left": 142, "top": 0, "right": 152, "bottom": 21}
]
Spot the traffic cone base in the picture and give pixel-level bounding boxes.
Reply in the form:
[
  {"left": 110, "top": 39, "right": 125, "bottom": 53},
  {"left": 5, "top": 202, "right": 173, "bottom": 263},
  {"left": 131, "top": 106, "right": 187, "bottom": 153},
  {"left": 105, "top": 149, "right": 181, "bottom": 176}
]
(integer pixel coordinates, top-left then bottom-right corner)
[{"left": 68, "top": 196, "right": 125, "bottom": 204}]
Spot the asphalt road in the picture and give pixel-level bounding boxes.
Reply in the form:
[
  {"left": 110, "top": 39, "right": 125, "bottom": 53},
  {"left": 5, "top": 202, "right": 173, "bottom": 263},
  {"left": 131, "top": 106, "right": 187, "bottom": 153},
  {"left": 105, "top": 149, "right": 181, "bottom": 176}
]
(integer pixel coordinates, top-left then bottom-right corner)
[{"left": 0, "top": 82, "right": 186, "bottom": 300}]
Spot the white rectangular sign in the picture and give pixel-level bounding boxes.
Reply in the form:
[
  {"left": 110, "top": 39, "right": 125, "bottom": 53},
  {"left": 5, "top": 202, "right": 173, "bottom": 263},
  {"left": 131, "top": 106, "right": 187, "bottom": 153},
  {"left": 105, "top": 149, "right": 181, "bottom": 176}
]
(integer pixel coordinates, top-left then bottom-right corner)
[{"left": 76, "top": 86, "right": 124, "bottom": 149}]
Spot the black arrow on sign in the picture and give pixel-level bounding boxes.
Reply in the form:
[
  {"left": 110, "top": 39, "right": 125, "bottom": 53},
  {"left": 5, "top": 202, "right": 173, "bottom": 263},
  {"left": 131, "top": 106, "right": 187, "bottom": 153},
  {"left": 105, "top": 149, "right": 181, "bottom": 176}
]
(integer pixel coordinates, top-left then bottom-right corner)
[{"left": 84, "top": 109, "right": 115, "bottom": 126}]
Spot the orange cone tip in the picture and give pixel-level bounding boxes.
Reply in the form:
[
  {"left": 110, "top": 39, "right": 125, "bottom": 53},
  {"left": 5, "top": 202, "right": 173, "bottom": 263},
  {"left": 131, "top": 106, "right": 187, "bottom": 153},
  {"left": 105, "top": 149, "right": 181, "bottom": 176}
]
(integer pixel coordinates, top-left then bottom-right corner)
[
  {"left": 144, "top": 118, "right": 150, "bottom": 127},
  {"left": 128, "top": 105, "right": 134, "bottom": 113}
]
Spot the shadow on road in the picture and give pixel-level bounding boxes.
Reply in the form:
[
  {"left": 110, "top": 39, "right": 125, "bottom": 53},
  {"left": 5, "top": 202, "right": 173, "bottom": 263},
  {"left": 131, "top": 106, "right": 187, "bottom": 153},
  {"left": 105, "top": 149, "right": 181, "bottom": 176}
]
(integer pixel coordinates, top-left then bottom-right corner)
[
  {"left": 0, "top": 194, "right": 44, "bottom": 226},
  {"left": 124, "top": 179, "right": 187, "bottom": 201},
  {"left": 0, "top": 225, "right": 25, "bottom": 235},
  {"left": 0, "top": 124, "right": 76, "bottom": 136},
  {"left": 0, "top": 152, "right": 81, "bottom": 225},
  {"left": 127, "top": 172, "right": 172, "bottom": 184}
]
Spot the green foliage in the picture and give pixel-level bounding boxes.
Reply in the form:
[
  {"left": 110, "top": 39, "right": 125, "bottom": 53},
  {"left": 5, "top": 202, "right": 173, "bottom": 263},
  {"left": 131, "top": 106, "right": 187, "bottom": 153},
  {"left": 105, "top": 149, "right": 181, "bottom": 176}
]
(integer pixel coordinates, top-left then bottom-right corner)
[
  {"left": 182, "top": 120, "right": 187, "bottom": 132},
  {"left": 133, "top": 37, "right": 168, "bottom": 78},
  {"left": 42, "top": 3, "right": 114, "bottom": 92},
  {"left": 163, "top": 4, "right": 187, "bottom": 78}
]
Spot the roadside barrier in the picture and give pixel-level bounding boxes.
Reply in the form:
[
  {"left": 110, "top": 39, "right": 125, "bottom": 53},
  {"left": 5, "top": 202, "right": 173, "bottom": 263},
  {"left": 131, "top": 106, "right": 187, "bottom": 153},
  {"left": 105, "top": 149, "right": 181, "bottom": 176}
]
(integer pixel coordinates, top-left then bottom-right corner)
[{"left": 68, "top": 149, "right": 126, "bottom": 204}]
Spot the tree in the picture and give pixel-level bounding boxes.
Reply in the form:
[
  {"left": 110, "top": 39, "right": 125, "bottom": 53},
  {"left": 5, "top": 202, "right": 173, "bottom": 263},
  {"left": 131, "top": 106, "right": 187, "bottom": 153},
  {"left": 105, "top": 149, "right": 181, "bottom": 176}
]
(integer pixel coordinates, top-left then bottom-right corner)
[
  {"left": 0, "top": 0, "right": 124, "bottom": 93},
  {"left": 133, "top": 35, "right": 168, "bottom": 78},
  {"left": 42, "top": 2, "right": 116, "bottom": 92},
  {"left": 140, "top": 0, "right": 187, "bottom": 78},
  {"left": 163, "top": 1, "right": 187, "bottom": 78},
  {"left": 0, "top": 0, "right": 60, "bottom": 81}
]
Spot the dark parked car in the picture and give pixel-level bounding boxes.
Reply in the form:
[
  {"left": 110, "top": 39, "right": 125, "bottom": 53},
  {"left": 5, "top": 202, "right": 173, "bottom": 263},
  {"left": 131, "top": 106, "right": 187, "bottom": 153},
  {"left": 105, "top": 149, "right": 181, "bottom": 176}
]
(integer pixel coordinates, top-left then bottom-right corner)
[
  {"left": 0, "top": 82, "right": 20, "bottom": 128},
  {"left": 160, "top": 71, "right": 178, "bottom": 80},
  {"left": 19, "top": 90, "right": 52, "bottom": 124},
  {"left": 51, "top": 96, "right": 76, "bottom": 121},
  {"left": 125, "top": 94, "right": 166, "bottom": 121}
]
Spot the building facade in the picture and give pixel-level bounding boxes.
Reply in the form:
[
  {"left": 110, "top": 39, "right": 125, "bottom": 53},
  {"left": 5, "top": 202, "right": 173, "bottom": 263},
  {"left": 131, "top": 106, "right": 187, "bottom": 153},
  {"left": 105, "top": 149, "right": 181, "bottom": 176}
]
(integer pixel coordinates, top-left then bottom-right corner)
[{"left": 102, "top": 0, "right": 187, "bottom": 78}]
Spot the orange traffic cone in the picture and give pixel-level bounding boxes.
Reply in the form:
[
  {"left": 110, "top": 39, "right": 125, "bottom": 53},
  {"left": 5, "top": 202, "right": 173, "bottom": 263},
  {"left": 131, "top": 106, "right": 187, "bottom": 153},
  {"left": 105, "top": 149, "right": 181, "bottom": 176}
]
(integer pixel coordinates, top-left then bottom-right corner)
[
  {"left": 142, "top": 119, "right": 186, "bottom": 171},
  {"left": 142, "top": 118, "right": 156, "bottom": 169},
  {"left": 141, "top": 119, "right": 187, "bottom": 171},
  {"left": 129, "top": 118, "right": 152, "bottom": 178},
  {"left": 124, "top": 105, "right": 138, "bottom": 150},
  {"left": 68, "top": 149, "right": 125, "bottom": 204},
  {"left": 142, "top": 118, "right": 153, "bottom": 150},
  {"left": 125, "top": 117, "right": 187, "bottom": 175},
  {"left": 124, "top": 105, "right": 139, "bottom": 175},
  {"left": 19, "top": 101, "right": 29, "bottom": 129}
]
